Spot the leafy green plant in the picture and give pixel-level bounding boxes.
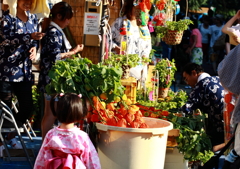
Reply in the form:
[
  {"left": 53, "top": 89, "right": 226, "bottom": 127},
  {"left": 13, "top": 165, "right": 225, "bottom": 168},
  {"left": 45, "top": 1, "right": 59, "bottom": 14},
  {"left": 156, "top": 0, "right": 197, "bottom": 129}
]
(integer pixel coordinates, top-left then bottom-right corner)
[
  {"left": 45, "top": 57, "right": 125, "bottom": 103},
  {"left": 169, "top": 112, "right": 214, "bottom": 163},
  {"left": 149, "top": 49, "right": 156, "bottom": 60},
  {"left": 31, "top": 85, "right": 41, "bottom": 122},
  {"left": 137, "top": 89, "right": 188, "bottom": 111},
  {"left": 153, "top": 58, "right": 177, "bottom": 88},
  {"left": 104, "top": 53, "right": 151, "bottom": 68},
  {"left": 155, "top": 19, "right": 193, "bottom": 38},
  {"left": 136, "top": 89, "right": 213, "bottom": 163}
]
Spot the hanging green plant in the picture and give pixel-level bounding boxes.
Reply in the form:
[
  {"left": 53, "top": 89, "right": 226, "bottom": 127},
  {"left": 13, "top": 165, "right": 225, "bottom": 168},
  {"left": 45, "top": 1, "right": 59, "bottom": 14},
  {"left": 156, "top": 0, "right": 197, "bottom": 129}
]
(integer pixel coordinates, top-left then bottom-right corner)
[{"left": 155, "top": 19, "right": 193, "bottom": 37}]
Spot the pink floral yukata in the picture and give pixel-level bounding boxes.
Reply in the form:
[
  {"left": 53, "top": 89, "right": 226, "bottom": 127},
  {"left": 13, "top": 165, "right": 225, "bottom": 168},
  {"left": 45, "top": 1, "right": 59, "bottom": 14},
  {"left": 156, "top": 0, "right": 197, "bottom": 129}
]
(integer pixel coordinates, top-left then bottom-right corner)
[{"left": 34, "top": 126, "right": 101, "bottom": 169}]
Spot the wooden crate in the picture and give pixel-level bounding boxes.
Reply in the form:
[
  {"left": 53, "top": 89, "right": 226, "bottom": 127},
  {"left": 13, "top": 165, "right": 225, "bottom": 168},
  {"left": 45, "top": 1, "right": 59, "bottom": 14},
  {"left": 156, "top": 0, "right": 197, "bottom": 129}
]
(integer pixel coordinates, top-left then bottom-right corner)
[
  {"left": 164, "top": 147, "right": 188, "bottom": 169},
  {"left": 167, "top": 129, "right": 180, "bottom": 147},
  {"left": 121, "top": 77, "right": 137, "bottom": 104}
]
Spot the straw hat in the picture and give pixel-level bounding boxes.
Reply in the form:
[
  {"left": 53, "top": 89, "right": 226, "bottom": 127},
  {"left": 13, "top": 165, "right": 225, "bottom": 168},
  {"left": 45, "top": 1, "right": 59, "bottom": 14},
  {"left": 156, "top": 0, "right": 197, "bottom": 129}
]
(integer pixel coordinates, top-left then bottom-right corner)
[{"left": 5, "top": 0, "right": 50, "bottom": 18}]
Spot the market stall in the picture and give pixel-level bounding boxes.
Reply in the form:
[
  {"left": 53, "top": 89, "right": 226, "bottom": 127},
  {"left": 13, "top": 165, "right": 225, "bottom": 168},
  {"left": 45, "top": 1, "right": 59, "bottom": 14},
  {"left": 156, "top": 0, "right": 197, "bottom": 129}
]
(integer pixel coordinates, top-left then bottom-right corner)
[
  {"left": 0, "top": 0, "right": 233, "bottom": 168},
  {"left": 29, "top": 0, "right": 222, "bottom": 168}
]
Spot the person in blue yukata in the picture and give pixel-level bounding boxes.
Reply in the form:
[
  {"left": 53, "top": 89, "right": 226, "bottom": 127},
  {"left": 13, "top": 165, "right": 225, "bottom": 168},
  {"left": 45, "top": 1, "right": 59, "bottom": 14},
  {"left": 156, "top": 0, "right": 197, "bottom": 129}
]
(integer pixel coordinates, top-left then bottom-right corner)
[
  {"left": 0, "top": 0, "right": 48, "bottom": 148},
  {"left": 38, "top": 2, "right": 84, "bottom": 140},
  {"left": 180, "top": 63, "right": 225, "bottom": 152}
]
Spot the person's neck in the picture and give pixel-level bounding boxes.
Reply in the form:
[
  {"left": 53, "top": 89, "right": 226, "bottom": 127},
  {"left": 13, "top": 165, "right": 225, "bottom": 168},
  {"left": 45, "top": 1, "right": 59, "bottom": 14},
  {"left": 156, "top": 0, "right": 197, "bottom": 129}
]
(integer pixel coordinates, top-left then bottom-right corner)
[
  {"left": 52, "top": 19, "right": 64, "bottom": 29},
  {"left": 130, "top": 18, "right": 137, "bottom": 27},
  {"left": 16, "top": 8, "right": 28, "bottom": 22},
  {"left": 59, "top": 123, "right": 75, "bottom": 129},
  {"left": 197, "top": 72, "right": 203, "bottom": 78}
]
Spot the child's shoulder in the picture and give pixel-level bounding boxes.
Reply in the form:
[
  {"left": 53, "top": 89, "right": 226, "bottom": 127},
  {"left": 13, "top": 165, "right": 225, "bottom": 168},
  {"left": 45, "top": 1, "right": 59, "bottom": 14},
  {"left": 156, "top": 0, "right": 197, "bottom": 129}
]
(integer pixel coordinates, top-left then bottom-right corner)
[
  {"left": 54, "top": 126, "right": 89, "bottom": 137},
  {"left": 73, "top": 127, "right": 89, "bottom": 136}
]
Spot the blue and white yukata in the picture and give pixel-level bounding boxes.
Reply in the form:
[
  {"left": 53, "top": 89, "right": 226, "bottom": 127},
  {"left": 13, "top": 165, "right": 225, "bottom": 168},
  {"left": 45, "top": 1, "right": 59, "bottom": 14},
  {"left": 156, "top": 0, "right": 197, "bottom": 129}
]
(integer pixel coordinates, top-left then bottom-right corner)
[
  {"left": 38, "top": 22, "right": 71, "bottom": 94},
  {"left": 0, "top": 10, "right": 39, "bottom": 123},
  {"left": 180, "top": 73, "right": 225, "bottom": 147}
]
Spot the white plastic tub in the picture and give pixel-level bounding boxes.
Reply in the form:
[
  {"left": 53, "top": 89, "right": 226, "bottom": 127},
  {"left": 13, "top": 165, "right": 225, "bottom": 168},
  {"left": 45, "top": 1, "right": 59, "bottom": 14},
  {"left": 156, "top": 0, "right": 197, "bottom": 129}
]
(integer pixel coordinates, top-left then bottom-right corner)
[
  {"left": 164, "top": 147, "right": 188, "bottom": 169},
  {"left": 96, "top": 117, "right": 173, "bottom": 169}
]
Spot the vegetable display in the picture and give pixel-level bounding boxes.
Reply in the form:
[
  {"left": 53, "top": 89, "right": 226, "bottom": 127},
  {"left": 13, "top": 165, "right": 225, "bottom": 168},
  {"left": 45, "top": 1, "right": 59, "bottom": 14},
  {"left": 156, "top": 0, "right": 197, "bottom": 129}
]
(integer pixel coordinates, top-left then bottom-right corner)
[
  {"left": 46, "top": 57, "right": 125, "bottom": 103},
  {"left": 45, "top": 56, "right": 213, "bottom": 163},
  {"left": 45, "top": 57, "right": 148, "bottom": 128},
  {"left": 136, "top": 89, "right": 214, "bottom": 163},
  {"left": 89, "top": 95, "right": 149, "bottom": 128}
]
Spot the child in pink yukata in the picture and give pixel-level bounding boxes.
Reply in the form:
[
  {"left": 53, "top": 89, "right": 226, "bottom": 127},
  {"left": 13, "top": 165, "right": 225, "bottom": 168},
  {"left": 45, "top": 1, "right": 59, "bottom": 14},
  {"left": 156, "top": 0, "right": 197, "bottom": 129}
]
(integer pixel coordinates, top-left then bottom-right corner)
[{"left": 34, "top": 93, "right": 101, "bottom": 169}]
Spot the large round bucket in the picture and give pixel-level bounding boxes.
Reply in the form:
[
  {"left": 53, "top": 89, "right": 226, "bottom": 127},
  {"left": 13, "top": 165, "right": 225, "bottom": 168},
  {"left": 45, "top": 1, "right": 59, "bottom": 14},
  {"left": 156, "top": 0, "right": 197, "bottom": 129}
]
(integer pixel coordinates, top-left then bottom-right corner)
[{"left": 96, "top": 117, "right": 173, "bottom": 169}]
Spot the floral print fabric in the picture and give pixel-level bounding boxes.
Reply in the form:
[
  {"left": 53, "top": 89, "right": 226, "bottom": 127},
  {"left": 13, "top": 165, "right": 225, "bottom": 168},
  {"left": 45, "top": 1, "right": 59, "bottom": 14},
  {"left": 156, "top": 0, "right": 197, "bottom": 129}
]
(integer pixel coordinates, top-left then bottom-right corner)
[
  {"left": 191, "top": 47, "right": 203, "bottom": 65},
  {"left": 34, "top": 126, "right": 101, "bottom": 169},
  {"left": 180, "top": 76, "right": 225, "bottom": 145},
  {"left": 0, "top": 10, "right": 38, "bottom": 82},
  {"left": 38, "top": 25, "right": 68, "bottom": 92}
]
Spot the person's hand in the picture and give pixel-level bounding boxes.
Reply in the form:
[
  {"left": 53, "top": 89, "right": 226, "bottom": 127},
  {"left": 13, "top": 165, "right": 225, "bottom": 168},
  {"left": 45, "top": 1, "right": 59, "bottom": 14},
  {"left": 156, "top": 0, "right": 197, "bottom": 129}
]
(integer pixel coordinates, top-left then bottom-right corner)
[
  {"left": 232, "top": 34, "right": 240, "bottom": 44},
  {"left": 29, "top": 47, "right": 37, "bottom": 60},
  {"left": 73, "top": 44, "right": 84, "bottom": 53},
  {"left": 31, "top": 32, "right": 45, "bottom": 40},
  {"left": 113, "top": 45, "right": 121, "bottom": 54}
]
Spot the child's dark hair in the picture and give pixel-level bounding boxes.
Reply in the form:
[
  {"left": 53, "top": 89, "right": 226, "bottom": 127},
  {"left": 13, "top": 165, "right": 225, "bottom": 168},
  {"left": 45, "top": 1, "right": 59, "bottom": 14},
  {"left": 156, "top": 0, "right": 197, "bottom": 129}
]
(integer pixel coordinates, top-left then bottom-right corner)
[
  {"left": 41, "top": 2, "right": 73, "bottom": 32},
  {"left": 123, "top": 0, "right": 134, "bottom": 20},
  {"left": 50, "top": 93, "right": 87, "bottom": 123},
  {"left": 183, "top": 63, "right": 204, "bottom": 75}
]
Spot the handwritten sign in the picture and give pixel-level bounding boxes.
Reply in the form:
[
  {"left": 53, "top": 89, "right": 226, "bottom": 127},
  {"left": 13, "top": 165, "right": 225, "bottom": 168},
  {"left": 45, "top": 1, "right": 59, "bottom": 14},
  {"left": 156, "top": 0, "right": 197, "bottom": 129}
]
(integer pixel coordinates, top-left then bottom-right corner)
[{"left": 83, "top": 13, "right": 100, "bottom": 35}]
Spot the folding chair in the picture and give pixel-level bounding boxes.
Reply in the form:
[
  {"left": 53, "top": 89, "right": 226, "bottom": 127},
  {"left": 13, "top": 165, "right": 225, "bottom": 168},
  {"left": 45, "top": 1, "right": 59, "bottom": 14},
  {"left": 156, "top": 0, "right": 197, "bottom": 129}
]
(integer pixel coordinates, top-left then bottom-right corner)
[
  {"left": 0, "top": 100, "right": 34, "bottom": 168},
  {"left": 12, "top": 99, "right": 37, "bottom": 141}
]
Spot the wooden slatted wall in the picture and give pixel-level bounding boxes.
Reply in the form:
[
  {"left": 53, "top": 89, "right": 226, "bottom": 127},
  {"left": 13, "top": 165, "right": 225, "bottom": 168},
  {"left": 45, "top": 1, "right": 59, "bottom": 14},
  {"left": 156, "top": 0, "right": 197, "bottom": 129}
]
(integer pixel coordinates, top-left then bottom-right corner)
[{"left": 64, "top": 0, "right": 121, "bottom": 64}]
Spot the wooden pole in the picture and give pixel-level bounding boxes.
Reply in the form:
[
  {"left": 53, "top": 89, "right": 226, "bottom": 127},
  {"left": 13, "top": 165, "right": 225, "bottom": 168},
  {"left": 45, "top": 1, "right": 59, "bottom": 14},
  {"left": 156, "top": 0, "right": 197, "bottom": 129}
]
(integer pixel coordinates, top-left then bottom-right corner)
[
  {"left": 185, "top": 0, "right": 188, "bottom": 18},
  {"left": 100, "top": 5, "right": 108, "bottom": 62}
]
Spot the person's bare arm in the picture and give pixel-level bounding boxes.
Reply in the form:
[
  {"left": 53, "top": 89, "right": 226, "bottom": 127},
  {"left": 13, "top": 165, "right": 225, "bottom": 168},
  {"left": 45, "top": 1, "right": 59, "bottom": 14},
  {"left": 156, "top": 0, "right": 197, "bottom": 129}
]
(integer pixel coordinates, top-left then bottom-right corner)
[{"left": 222, "top": 10, "right": 240, "bottom": 34}]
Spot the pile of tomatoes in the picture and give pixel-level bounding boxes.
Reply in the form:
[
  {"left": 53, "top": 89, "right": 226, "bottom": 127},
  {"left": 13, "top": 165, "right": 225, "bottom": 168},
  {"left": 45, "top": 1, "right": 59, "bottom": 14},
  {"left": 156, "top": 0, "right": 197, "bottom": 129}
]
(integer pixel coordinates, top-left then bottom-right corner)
[{"left": 87, "top": 95, "right": 149, "bottom": 128}]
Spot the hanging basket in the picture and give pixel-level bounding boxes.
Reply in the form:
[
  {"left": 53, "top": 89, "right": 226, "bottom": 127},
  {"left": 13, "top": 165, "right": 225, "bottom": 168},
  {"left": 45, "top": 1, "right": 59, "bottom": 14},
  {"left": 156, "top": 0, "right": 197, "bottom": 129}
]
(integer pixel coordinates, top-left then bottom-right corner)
[
  {"left": 121, "top": 65, "right": 130, "bottom": 79},
  {"left": 163, "top": 30, "right": 183, "bottom": 45},
  {"left": 158, "top": 88, "right": 169, "bottom": 98}
]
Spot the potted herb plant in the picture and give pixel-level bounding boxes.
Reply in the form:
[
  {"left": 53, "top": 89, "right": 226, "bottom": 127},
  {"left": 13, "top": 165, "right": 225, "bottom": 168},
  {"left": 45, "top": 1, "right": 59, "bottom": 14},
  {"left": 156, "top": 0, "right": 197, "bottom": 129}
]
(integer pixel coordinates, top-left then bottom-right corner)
[
  {"left": 104, "top": 53, "right": 150, "bottom": 79},
  {"left": 155, "top": 19, "right": 193, "bottom": 45},
  {"left": 153, "top": 58, "right": 177, "bottom": 98}
]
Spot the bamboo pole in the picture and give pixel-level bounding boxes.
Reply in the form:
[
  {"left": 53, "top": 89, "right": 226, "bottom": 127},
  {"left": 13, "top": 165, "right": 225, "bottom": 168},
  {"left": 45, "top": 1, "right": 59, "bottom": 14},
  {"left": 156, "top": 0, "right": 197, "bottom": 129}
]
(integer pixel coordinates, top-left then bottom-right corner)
[{"left": 185, "top": 0, "right": 188, "bottom": 18}]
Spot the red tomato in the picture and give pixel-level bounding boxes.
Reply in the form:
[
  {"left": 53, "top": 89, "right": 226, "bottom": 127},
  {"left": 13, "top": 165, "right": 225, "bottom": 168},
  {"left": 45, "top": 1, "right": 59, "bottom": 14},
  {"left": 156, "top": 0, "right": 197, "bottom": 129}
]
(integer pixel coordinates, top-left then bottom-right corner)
[
  {"left": 117, "top": 118, "right": 127, "bottom": 128},
  {"left": 91, "top": 114, "right": 99, "bottom": 122},
  {"left": 162, "top": 110, "right": 169, "bottom": 116},
  {"left": 140, "top": 123, "right": 149, "bottom": 128},
  {"left": 125, "top": 114, "right": 135, "bottom": 123},
  {"left": 130, "top": 121, "right": 140, "bottom": 128}
]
